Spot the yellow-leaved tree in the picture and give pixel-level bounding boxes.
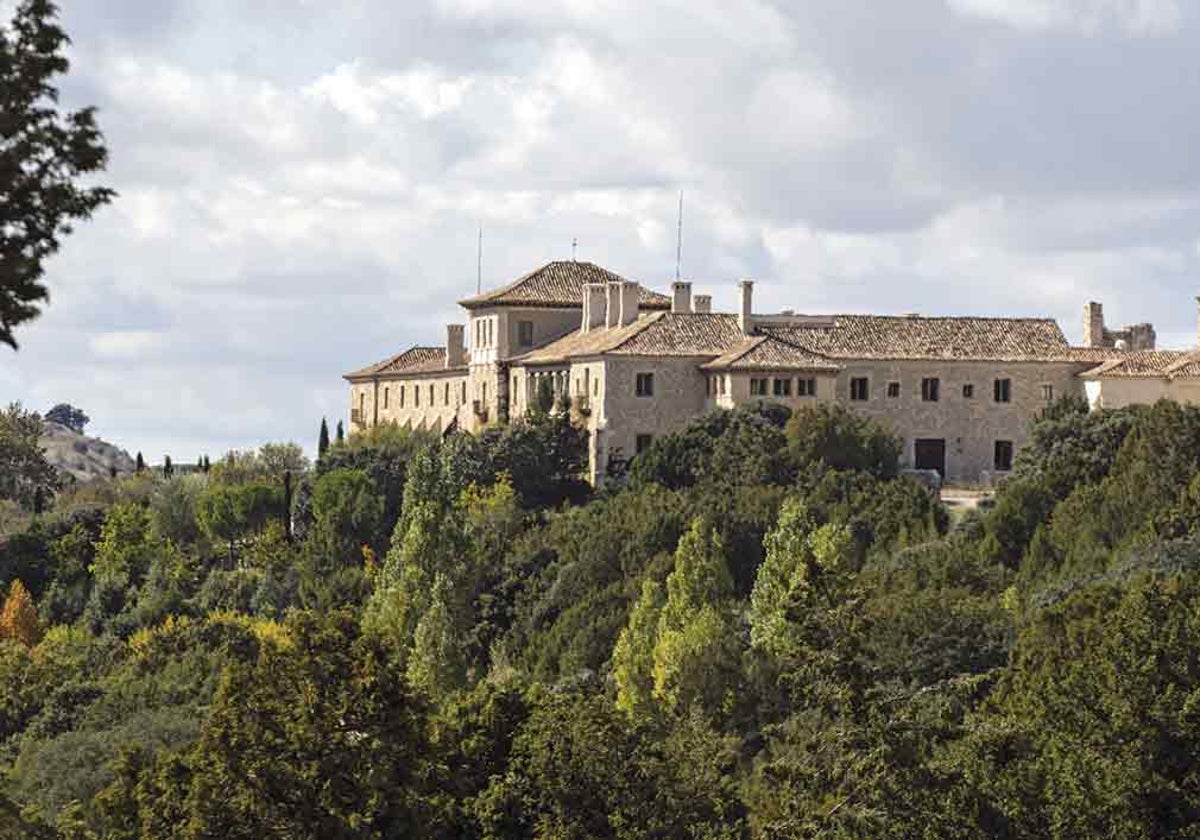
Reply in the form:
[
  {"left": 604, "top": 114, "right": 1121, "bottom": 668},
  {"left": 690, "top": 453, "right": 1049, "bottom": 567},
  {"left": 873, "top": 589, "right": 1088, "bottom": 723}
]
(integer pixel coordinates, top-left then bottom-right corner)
[{"left": 0, "top": 579, "right": 42, "bottom": 647}]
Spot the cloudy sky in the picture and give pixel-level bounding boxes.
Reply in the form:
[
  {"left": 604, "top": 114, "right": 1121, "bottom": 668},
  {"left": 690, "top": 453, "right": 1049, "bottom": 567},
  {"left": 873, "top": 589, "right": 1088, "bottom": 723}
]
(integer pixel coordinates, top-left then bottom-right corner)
[{"left": 4, "top": 0, "right": 1200, "bottom": 460}]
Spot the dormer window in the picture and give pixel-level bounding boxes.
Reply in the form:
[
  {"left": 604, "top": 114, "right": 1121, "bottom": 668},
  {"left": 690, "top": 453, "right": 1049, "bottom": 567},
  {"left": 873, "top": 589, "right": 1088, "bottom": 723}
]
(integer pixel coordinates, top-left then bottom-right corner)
[{"left": 518, "top": 320, "right": 534, "bottom": 347}]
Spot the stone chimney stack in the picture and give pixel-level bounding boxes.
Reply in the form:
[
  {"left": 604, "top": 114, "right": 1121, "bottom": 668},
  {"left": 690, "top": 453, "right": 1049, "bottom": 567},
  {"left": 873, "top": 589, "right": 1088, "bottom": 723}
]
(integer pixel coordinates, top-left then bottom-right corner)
[
  {"left": 606, "top": 281, "right": 621, "bottom": 329},
  {"left": 693, "top": 294, "right": 712, "bottom": 313},
  {"left": 582, "top": 283, "right": 607, "bottom": 333},
  {"left": 738, "top": 279, "right": 754, "bottom": 335},
  {"left": 619, "top": 281, "right": 640, "bottom": 327},
  {"left": 1083, "top": 301, "right": 1105, "bottom": 348},
  {"left": 671, "top": 281, "right": 692, "bottom": 313},
  {"left": 446, "top": 324, "right": 465, "bottom": 368}
]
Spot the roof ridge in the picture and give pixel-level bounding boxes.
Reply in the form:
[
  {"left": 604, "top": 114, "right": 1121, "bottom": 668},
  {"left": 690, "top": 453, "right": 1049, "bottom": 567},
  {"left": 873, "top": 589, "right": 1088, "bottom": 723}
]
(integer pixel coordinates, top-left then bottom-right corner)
[{"left": 603, "top": 311, "right": 668, "bottom": 354}]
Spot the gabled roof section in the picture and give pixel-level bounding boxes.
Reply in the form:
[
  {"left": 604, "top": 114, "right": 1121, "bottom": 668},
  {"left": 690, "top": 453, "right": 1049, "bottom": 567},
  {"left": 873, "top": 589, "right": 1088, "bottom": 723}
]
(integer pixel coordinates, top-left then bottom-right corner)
[
  {"left": 512, "top": 312, "right": 667, "bottom": 365},
  {"left": 758, "top": 315, "right": 1075, "bottom": 362},
  {"left": 458, "top": 260, "right": 672, "bottom": 310},
  {"left": 512, "top": 312, "right": 751, "bottom": 366},
  {"left": 701, "top": 335, "right": 842, "bottom": 372},
  {"left": 1081, "top": 350, "right": 1200, "bottom": 380},
  {"left": 607, "top": 313, "right": 747, "bottom": 356},
  {"left": 343, "top": 346, "right": 460, "bottom": 381}
]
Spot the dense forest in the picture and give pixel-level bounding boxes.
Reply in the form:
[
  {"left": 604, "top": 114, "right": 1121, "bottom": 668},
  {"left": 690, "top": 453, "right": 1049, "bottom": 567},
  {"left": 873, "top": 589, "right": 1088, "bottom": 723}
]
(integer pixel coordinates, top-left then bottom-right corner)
[{"left": 2, "top": 394, "right": 1200, "bottom": 838}]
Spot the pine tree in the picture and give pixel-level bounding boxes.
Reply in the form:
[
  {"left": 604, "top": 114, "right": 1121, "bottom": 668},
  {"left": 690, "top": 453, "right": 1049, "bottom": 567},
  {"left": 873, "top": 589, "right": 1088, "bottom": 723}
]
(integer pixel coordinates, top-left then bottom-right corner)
[
  {"left": 335, "top": 420, "right": 345, "bottom": 445},
  {"left": 0, "top": 579, "right": 42, "bottom": 647},
  {"left": 203, "top": 455, "right": 211, "bottom": 473},
  {"left": 0, "top": 1, "right": 115, "bottom": 348},
  {"left": 318, "top": 417, "right": 330, "bottom": 457},
  {"left": 163, "top": 455, "right": 173, "bottom": 477},
  {"left": 135, "top": 452, "right": 145, "bottom": 473}
]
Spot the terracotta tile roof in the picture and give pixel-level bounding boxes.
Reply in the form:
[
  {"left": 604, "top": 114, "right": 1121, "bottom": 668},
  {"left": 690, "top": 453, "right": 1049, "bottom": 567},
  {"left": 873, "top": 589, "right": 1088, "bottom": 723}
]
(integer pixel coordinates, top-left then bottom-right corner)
[
  {"left": 514, "top": 312, "right": 748, "bottom": 365},
  {"left": 513, "top": 313, "right": 667, "bottom": 365},
  {"left": 1081, "top": 350, "right": 1200, "bottom": 380},
  {"left": 758, "top": 315, "right": 1077, "bottom": 362},
  {"left": 608, "top": 313, "right": 748, "bottom": 356},
  {"left": 344, "top": 346, "right": 462, "bottom": 380},
  {"left": 459, "top": 260, "right": 672, "bottom": 310},
  {"left": 701, "top": 335, "right": 842, "bottom": 372}
]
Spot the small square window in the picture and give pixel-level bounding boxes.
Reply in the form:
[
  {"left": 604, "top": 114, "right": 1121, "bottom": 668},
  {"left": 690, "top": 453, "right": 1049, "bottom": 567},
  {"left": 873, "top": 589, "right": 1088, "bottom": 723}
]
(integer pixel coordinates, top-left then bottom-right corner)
[
  {"left": 635, "top": 433, "right": 653, "bottom": 454},
  {"left": 750, "top": 377, "right": 769, "bottom": 396},
  {"left": 921, "top": 378, "right": 940, "bottom": 402},
  {"left": 636, "top": 372, "right": 654, "bottom": 397},
  {"left": 994, "top": 440, "right": 1014, "bottom": 471},
  {"left": 518, "top": 320, "right": 535, "bottom": 347},
  {"left": 994, "top": 378, "right": 1012, "bottom": 403},
  {"left": 962, "top": 383, "right": 974, "bottom": 399},
  {"left": 773, "top": 378, "right": 792, "bottom": 397},
  {"left": 850, "top": 377, "right": 869, "bottom": 401},
  {"left": 798, "top": 378, "right": 817, "bottom": 397},
  {"left": 887, "top": 381, "right": 901, "bottom": 399}
]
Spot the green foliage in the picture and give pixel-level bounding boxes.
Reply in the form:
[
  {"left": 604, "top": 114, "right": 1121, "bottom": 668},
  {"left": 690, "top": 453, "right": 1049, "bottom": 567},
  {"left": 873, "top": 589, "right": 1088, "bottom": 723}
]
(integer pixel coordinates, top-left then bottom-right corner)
[
  {"left": 0, "top": 0, "right": 115, "bottom": 348},
  {"left": 44, "top": 403, "right": 87, "bottom": 433},
  {"left": 785, "top": 403, "right": 901, "bottom": 478},
  {"left": 0, "top": 402, "right": 58, "bottom": 510}
]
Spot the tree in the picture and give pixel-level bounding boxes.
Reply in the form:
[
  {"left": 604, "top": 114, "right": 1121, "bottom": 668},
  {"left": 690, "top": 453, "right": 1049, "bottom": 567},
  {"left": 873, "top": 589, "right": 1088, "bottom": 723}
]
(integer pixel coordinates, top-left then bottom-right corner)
[
  {"left": 318, "top": 417, "right": 330, "bottom": 457},
  {"left": 335, "top": 420, "right": 345, "bottom": 445},
  {"left": 786, "top": 403, "right": 900, "bottom": 478},
  {"left": 0, "top": 0, "right": 115, "bottom": 349},
  {"left": 44, "top": 402, "right": 86, "bottom": 432},
  {"left": 0, "top": 402, "right": 57, "bottom": 509},
  {"left": 162, "top": 455, "right": 173, "bottom": 478},
  {"left": 135, "top": 451, "right": 144, "bottom": 473},
  {"left": 0, "top": 578, "right": 40, "bottom": 646}
]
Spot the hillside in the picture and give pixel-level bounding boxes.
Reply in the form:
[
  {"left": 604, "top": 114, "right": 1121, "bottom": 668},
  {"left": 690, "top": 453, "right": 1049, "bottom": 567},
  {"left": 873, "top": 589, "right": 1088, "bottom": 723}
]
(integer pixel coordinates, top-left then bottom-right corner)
[{"left": 39, "top": 421, "right": 136, "bottom": 482}]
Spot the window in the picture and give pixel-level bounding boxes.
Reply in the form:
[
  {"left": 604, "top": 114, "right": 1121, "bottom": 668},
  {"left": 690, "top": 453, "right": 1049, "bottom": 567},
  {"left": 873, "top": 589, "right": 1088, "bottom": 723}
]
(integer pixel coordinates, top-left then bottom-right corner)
[
  {"left": 962, "top": 383, "right": 974, "bottom": 399},
  {"left": 445, "top": 383, "right": 450, "bottom": 404},
  {"left": 636, "top": 434, "right": 653, "bottom": 454},
  {"left": 429, "top": 384, "right": 434, "bottom": 405},
  {"left": 383, "top": 387, "right": 389, "bottom": 409},
  {"left": 719, "top": 376, "right": 727, "bottom": 396},
  {"left": 593, "top": 378, "right": 599, "bottom": 396},
  {"left": 518, "top": 320, "right": 534, "bottom": 347},
  {"left": 750, "top": 377, "right": 769, "bottom": 396},
  {"left": 359, "top": 392, "right": 365, "bottom": 416},
  {"left": 921, "top": 377, "right": 940, "bottom": 402},
  {"left": 1042, "top": 384, "right": 1054, "bottom": 402},
  {"left": 798, "top": 377, "right": 816, "bottom": 397},
  {"left": 636, "top": 372, "right": 654, "bottom": 397},
  {"left": 400, "top": 385, "right": 405, "bottom": 408},
  {"left": 887, "top": 381, "right": 901, "bottom": 399},
  {"left": 461, "top": 382, "right": 467, "bottom": 403},
  {"left": 993, "top": 378, "right": 1012, "bottom": 403},
  {"left": 994, "top": 440, "right": 1014, "bottom": 472},
  {"left": 415, "top": 386, "right": 420, "bottom": 408},
  {"left": 850, "top": 377, "right": 869, "bottom": 401},
  {"left": 773, "top": 378, "right": 792, "bottom": 397}
]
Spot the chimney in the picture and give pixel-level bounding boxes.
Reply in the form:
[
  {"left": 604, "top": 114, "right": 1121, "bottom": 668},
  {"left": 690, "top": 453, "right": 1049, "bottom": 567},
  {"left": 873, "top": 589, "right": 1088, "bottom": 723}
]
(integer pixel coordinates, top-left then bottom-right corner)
[
  {"left": 446, "top": 324, "right": 465, "bottom": 367},
  {"left": 671, "top": 281, "right": 692, "bottom": 313},
  {"left": 582, "top": 283, "right": 607, "bottom": 333},
  {"left": 606, "top": 281, "right": 621, "bottom": 329},
  {"left": 693, "top": 294, "right": 712, "bottom": 313},
  {"left": 1083, "top": 301, "right": 1105, "bottom": 348},
  {"left": 738, "top": 279, "right": 754, "bottom": 335},
  {"left": 619, "top": 281, "right": 640, "bottom": 326}
]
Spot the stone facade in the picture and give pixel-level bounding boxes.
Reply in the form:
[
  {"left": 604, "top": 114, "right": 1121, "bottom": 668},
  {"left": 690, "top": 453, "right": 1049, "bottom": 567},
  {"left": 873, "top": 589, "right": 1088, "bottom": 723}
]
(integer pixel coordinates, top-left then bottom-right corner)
[{"left": 346, "top": 259, "right": 1159, "bottom": 486}]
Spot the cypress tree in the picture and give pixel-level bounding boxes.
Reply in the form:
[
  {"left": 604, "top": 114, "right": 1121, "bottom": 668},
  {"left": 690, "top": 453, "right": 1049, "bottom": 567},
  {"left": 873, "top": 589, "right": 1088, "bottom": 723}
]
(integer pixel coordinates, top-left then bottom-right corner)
[
  {"left": 163, "top": 455, "right": 173, "bottom": 477},
  {"left": 135, "top": 452, "right": 145, "bottom": 473},
  {"left": 335, "top": 420, "right": 345, "bottom": 445},
  {"left": 318, "top": 418, "right": 330, "bottom": 457}
]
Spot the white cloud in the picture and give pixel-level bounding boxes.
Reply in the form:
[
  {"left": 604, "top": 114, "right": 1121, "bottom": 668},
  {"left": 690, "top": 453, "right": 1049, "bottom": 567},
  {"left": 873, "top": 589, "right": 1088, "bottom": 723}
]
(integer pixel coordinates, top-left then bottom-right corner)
[{"left": 946, "top": 0, "right": 1183, "bottom": 35}]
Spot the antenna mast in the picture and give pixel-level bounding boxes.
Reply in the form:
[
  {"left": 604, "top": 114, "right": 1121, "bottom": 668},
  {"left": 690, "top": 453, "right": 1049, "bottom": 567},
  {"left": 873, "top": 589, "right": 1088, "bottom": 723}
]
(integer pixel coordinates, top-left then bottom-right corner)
[
  {"left": 572, "top": 237, "right": 578, "bottom": 262},
  {"left": 476, "top": 223, "right": 482, "bottom": 294},
  {"left": 675, "top": 190, "right": 683, "bottom": 280}
]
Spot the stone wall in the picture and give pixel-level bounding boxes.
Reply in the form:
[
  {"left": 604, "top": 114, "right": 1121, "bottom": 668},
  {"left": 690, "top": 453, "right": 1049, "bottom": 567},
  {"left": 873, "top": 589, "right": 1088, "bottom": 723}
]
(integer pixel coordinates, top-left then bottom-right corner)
[
  {"left": 829, "top": 359, "right": 1088, "bottom": 482},
  {"left": 1090, "top": 377, "right": 1200, "bottom": 410},
  {"left": 349, "top": 372, "right": 469, "bottom": 435}
]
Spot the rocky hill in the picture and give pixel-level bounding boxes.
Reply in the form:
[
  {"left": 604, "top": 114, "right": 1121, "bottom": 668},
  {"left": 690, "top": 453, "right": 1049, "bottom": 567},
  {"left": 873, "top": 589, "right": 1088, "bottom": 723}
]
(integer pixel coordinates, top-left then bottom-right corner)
[{"left": 40, "top": 421, "right": 136, "bottom": 482}]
